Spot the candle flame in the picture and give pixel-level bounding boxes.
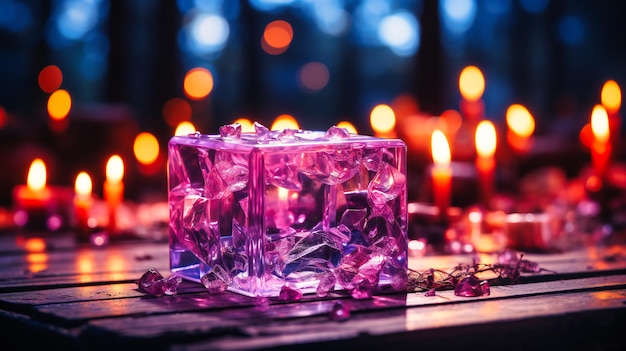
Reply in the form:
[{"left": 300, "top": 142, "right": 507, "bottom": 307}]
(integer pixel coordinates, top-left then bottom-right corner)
[
  {"left": 27, "top": 158, "right": 47, "bottom": 191},
  {"left": 475, "top": 120, "right": 497, "bottom": 158},
  {"left": 75, "top": 171, "right": 92, "bottom": 196},
  {"left": 506, "top": 104, "right": 535, "bottom": 138},
  {"left": 431, "top": 130, "right": 451, "bottom": 166},
  {"left": 133, "top": 132, "right": 160, "bottom": 165},
  {"left": 459, "top": 66, "right": 485, "bottom": 101},
  {"left": 336, "top": 121, "right": 358, "bottom": 134},
  {"left": 271, "top": 114, "right": 299, "bottom": 131},
  {"left": 106, "top": 155, "right": 124, "bottom": 183},
  {"left": 370, "top": 104, "right": 396, "bottom": 134},
  {"left": 591, "top": 104, "right": 610, "bottom": 143},
  {"left": 277, "top": 186, "right": 289, "bottom": 202},
  {"left": 601, "top": 80, "right": 621, "bottom": 114},
  {"left": 233, "top": 118, "right": 255, "bottom": 132},
  {"left": 174, "top": 121, "right": 196, "bottom": 136}
]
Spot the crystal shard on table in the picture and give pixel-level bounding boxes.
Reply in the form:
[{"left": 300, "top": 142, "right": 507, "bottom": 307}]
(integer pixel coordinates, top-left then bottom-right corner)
[
  {"left": 454, "top": 275, "right": 490, "bottom": 297},
  {"left": 137, "top": 268, "right": 182, "bottom": 296},
  {"left": 168, "top": 125, "right": 407, "bottom": 297}
]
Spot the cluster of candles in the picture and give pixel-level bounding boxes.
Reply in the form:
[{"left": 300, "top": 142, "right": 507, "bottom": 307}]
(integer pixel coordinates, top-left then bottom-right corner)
[{"left": 11, "top": 155, "right": 124, "bottom": 242}]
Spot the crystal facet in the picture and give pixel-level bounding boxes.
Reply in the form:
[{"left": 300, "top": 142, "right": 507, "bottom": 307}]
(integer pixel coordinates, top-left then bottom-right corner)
[
  {"left": 137, "top": 268, "right": 183, "bottom": 296},
  {"left": 454, "top": 275, "right": 490, "bottom": 297},
  {"left": 168, "top": 126, "right": 408, "bottom": 297}
]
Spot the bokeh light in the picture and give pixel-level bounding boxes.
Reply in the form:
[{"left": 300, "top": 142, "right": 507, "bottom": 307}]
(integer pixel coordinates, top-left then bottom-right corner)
[
  {"left": 262, "top": 20, "right": 293, "bottom": 55},
  {"left": 475, "top": 120, "right": 497, "bottom": 157},
  {"left": 175, "top": 121, "right": 197, "bottom": 136},
  {"left": 591, "top": 104, "right": 609, "bottom": 144},
  {"left": 336, "top": 121, "right": 358, "bottom": 134},
  {"left": 47, "top": 89, "right": 72, "bottom": 120},
  {"left": 601, "top": 80, "right": 622, "bottom": 113},
  {"left": 298, "top": 62, "right": 329, "bottom": 92},
  {"left": 370, "top": 104, "right": 396, "bottom": 134},
  {"left": 74, "top": 171, "right": 92, "bottom": 196},
  {"left": 27, "top": 158, "right": 47, "bottom": 191},
  {"left": 506, "top": 104, "right": 535, "bottom": 138},
  {"left": 459, "top": 65, "right": 485, "bottom": 101},
  {"left": 441, "top": 0, "right": 477, "bottom": 35},
  {"left": 271, "top": 114, "right": 299, "bottom": 131},
  {"left": 233, "top": 118, "right": 255, "bottom": 132},
  {"left": 378, "top": 11, "right": 420, "bottom": 57},
  {"left": 184, "top": 67, "right": 214, "bottom": 100},
  {"left": 38, "top": 65, "right": 63, "bottom": 93},
  {"left": 105, "top": 155, "right": 124, "bottom": 183},
  {"left": 133, "top": 132, "right": 160, "bottom": 165},
  {"left": 162, "top": 98, "right": 192, "bottom": 127}
]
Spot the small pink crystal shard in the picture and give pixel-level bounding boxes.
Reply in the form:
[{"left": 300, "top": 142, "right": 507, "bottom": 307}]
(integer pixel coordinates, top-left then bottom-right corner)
[
  {"left": 316, "top": 272, "right": 337, "bottom": 297},
  {"left": 325, "top": 126, "right": 350, "bottom": 139},
  {"left": 454, "top": 275, "right": 490, "bottom": 297},
  {"left": 219, "top": 123, "right": 242, "bottom": 138},
  {"left": 201, "top": 265, "right": 231, "bottom": 294},
  {"left": 137, "top": 268, "right": 182, "bottom": 296},
  {"left": 278, "top": 284, "right": 303, "bottom": 301},
  {"left": 424, "top": 288, "right": 436, "bottom": 297},
  {"left": 330, "top": 301, "right": 350, "bottom": 321},
  {"left": 350, "top": 280, "right": 373, "bottom": 299}
]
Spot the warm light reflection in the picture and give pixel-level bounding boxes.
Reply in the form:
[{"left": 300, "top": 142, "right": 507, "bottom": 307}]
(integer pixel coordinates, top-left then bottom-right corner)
[
  {"left": 431, "top": 130, "right": 451, "bottom": 166},
  {"left": 183, "top": 67, "right": 214, "bottom": 100},
  {"left": 162, "top": 98, "right": 192, "bottom": 127},
  {"left": 506, "top": 104, "right": 535, "bottom": 138},
  {"left": 25, "top": 237, "right": 45, "bottom": 252},
  {"left": 233, "top": 118, "right": 255, "bottom": 132},
  {"left": 262, "top": 20, "right": 293, "bottom": 55},
  {"left": 133, "top": 132, "right": 160, "bottom": 165},
  {"left": 27, "top": 252, "right": 48, "bottom": 273},
  {"left": 47, "top": 89, "right": 72, "bottom": 120},
  {"left": 106, "top": 155, "right": 124, "bottom": 183},
  {"left": 601, "top": 80, "right": 622, "bottom": 113},
  {"left": 591, "top": 104, "right": 610, "bottom": 144},
  {"left": 271, "top": 114, "right": 299, "bottom": 130},
  {"left": 459, "top": 66, "right": 485, "bottom": 101},
  {"left": 475, "top": 120, "right": 497, "bottom": 158},
  {"left": 336, "top": 121, "right": 357, "bottom": 134},
  {"left": 75, "top": 172, "right": 92, "bottom": 196},
  {"left": 27, "top": 159, "right": 47, "bottom": 191},
  {"left": 107, "top": 253, "right": 126, "bottom": 281},
  {"left": 370, "top": 104, "right": 396, "bottom": 134},
  {"left": 579, "top": 123, "right": 593, "bottom": 148},
  {"left": 38, "top": 65, "right": 63, "bottom": 93},
  {"left": 174, "top": 121, "right": 197, "bottom": 136}
]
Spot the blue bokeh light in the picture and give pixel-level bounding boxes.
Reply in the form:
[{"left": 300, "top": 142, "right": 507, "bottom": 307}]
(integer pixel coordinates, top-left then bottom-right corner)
[
  {"left": 378, "top": 11, "right": 420, "bottom": 57},
  {"left": 558, "top": 15, "right": 585, "bottom": 45},
  {"left": 0, "top": 0, "right": 33, "bottom": 33},
  {"left": 519, "top": 0, "right": 549, "bottom": 14},
  {"left": 56, "top": 0, "right": 100, "bottom": 40},
  {"left": 440, "top": 0, "right": 476, "bottom": 35}
]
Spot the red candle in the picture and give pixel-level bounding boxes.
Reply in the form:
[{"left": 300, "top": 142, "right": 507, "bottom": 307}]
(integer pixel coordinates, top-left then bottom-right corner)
[
  {"left": 104, "top": 155, "right": 124, "bottom": 234},
  {"left": 590, "top": 104, "right": 611, "bottom": 182},
  {"left": 73, "top": 171, "right": 93, "bottom": 235},
  {"left": 431, "top": 130, "right": 452, "bottom": 220},
  {"left": 475, "top": 121, "right": 497, "bottom": 209},
  {"left": 12, "top": 159, "right": 53, "bottom": 230}
]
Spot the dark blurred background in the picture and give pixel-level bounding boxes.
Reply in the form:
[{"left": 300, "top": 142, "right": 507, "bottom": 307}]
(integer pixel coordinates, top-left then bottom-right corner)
[{"left": 1, "top": 0, "right": 625, "bottom": 207}]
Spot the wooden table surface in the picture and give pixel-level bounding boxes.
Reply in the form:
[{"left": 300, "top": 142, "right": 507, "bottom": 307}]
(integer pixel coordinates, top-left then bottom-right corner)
[{"left": 1, "top": 232, "right": 625, "bottom": 351}]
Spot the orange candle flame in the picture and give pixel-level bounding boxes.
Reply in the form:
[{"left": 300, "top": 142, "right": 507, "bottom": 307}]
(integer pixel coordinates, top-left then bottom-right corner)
[
  {"left": 106, "top": 155, "right": 124, "bottom": 183},
  {"left": 370, "top": 104, "right": 396, "bottom": 136},
  {"left": 75, "top": 172, "right": 92, "bottom": 196},
  {"left": 506, "top": 104, "right": 535, "bottom": 138},
  {"left": 27, "top": 159, "right": 47, "bottom": 191},
  {"left": 174, "top": 121, "right": 197, "bottom": 136},
  {"left": 271, "top": 114, "right": 299, "bottom": 131},
  {"left": 475, "top": 120, "right": 497, "bottom": 158},
  {"left": 431, "top": 130, "right": 451, "bottom": 166},
  {"left": 591, "top": 104, "right": 610, "bottom": 144},
  {"left": 601, "top": 80, "right": 621, "bottom": 114}
]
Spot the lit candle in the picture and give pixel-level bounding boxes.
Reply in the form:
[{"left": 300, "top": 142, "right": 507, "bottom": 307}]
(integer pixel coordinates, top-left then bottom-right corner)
[
  {"left": 12, "top": 159, "right": 53, "bottom": 230},
  {"left": 431, "top": 130, "right": 452, "bottom": 220},
  {"left": 505, "top": 104, "right": 535, "bottom": 154},
  {"left": 475, "top": 120, "right": 497, "bottom": 209},
  {"left": 73, "top": 171, "right": 93, "bottom": 235},
  {"left": 590, "top": 104, "right": 611, "bottom": 182},
  {"left": 104, "top": 155, "right": 124, "bottom": 234}
]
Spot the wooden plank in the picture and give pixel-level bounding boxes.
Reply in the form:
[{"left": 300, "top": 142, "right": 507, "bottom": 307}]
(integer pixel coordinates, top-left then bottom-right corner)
[
  {"left": 28, "top": 274, "right": 626, "bottom": 326},
  {"left": 80, "top": 287, "right": 626, "bottom": 351}
]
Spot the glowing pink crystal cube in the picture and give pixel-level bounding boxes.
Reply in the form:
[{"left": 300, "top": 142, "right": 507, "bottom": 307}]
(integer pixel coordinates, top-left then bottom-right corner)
[{"left": 168, "top": 124, "right": 408, "bottom": 297}]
